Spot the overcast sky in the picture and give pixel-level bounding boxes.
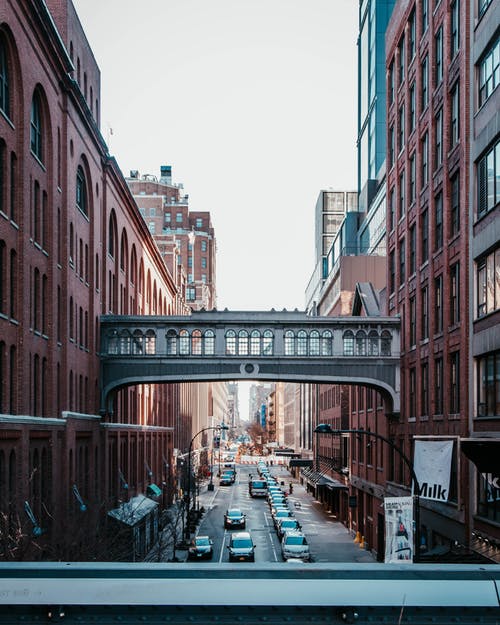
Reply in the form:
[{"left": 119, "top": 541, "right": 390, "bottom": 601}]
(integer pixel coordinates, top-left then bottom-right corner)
[{"left": 72, "top": 0, "right": 358, "bottom": 312}]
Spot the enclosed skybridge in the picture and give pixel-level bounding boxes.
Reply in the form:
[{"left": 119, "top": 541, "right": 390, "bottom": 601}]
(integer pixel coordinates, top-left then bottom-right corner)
[{"left": 100, "top": 310, "right": 401, "bottom": 415}]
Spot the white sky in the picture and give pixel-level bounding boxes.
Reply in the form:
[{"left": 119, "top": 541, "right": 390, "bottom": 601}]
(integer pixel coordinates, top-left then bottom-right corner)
[{"left": 72, "top": 0, "right": 358, "bottom": 312}]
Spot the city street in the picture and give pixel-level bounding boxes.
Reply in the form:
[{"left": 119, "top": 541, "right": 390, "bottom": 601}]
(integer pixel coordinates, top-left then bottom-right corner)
[{"left": 184, "top": 463, "right": 375, "bottom": 564}]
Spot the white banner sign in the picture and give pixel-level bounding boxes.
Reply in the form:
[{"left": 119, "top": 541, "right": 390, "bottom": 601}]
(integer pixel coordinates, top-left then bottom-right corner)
[
  {"left": 414, "top": 440, "right": 453, "bottom": 501},
  {"left": 384, "top": 496, "right": 414, "bottom": 563}
]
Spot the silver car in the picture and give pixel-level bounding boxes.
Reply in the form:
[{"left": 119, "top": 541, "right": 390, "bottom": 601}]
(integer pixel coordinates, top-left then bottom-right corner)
[{"left": 281, "top": 531, "right": 310, "bottom": 561}]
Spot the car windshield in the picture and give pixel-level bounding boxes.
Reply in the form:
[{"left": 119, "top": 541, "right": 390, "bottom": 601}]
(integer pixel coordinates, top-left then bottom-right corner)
[
  {"left": 281, "top": 520, "right": 297, "bottom": 527},
  {"left": 228, "top": 509, "right": 242, "bottom": 517},
  {"left": 232, "top": 539, "right": 252, "bottom": 548},
  {"left": 285, "top": 536, "right": 307, "bottom": 545},
  {"left": 195, "top": 537, "right": 210, "bottom": 546}
]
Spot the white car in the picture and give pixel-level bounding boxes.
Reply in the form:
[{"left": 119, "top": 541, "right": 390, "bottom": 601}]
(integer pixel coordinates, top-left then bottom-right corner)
[{"left": 281, "top": 531, "right": 310, "bottom": 561}]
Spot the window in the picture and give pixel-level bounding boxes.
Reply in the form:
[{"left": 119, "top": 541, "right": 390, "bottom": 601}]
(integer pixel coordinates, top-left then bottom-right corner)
[
  {"left": 409, "top": 297, "right": 416, "bottom": 347},
  {"left": 284, "top": 330, "right": 295, "bottom": 356},
  {"left": 389, "top": 60, "right": 394, "bottom": 104},
  {"left": 165, "top": 213, "right": 171, "bottom": 223},
  {"left": 409, "top": 224, "right": 416, "bottom": 275},
  {"left": 421, "top": 286, "right": 429, "bottom": 339},
  {"left": 476, "top": 350, "right": 500, "bottom": 417},
  {"left": 409, "top": 10, "right": 416, "bottom": 61},
  {"left": 477, "top": 472, "right": 500, "bottom": 523},
  {"left": 434, "top": 357, "right": 443, "bottom": 414},
  {"left": 435, "top": 109, "right": 443, "bottom": 169},
  {"left": 204, "top": 330, "right": 215, "bottom": 355},
  {"left": 450, "top": 172, "right": 460, "bottom": 235},
  {"left": 478, "top": 37, "right": 499, "bottom": 107},
  {"left": 201, "top": 257, "right": 207, "bottom": 269},
  {"left": 389, "top": 124, "right": 395, "bottom": 168},
  {"left": 435, "top": 27, "right": 443, "bottom": 85},
  {"left": 186, "top": 287, "right": 195, "bottom": 301},
  {"left": 250, "top": 330, "right": 261, "bottom": 356},
  {"left": 149, "top": 207, "right": 155, "bottom": 217},
  {"left": 399, "top": 171, "right": 405, "bottom": 219},
  {"left": 399, "top": 237, "right": 406, "bottom": 285},
  {"left": 434, "top": 275, "right": 443, "bottom": 333},
  {"left": 201, "top": 240, "right": 207, "bottom": 252},
  {"left": 450, "top": 262, "right": 460, "bottom": 325},
  {"left": 421, "top": 362, "right": 429, "bottom": 416},
  {"left": 409, "top": 83, "right": 416, "bottom": 134},
  {"left": 476, "top": 246, "right": 500, "bottom": 317},
  {"left": 30, "top": 92, "right": 43, "bottom": 162},
  {"left": 343, "top": 330, "right": 354, "bottom": 356},
  {"left": 389, "top": 250, "right": 395, "bottom": 294},
  {"left": 450, "top": 351, "right": 460, "bottom": 414},
  {"left": 451, "top": 1, "right": 459, "bottom": 58},
  {"left": 148, "top": 221, "right": 155, "bottom": 234},
  {"left": 479, "top": 0, "right": 492, "bottom": 18},
  {"left": 176, "top": 212, "right": 182, "bottom": 223},
  {"left": 76, "top": 166, "right": 87, "bottom": 216},
  {"left": 450, "top": 82, "right": 459, "bottom": 147},
  {"left": 399, "top": 35, "right": 405, "bottom": 85},
  {"left": 422, "top": 0, "right": 428, "bottom": 33},
  {"left": 389, "top": 187, "right": 395, "bottom": 231},
  {"left": 225, "top": 330, "right": 236, "bottom": 355},
  {"left": 409, "top": 153, "right": 416, "bottom": 204},
  {"left": 477, "top": 139, "right": 499, "bottom": 217},
  {"left": 196, "top": 218, "right": 203, "bottom": 228},
  {"left": 0, "top": 35, "right": 9, "bottom": 118},
  {"left": 421, "top": 209, "right": 429, "bottom": 262},
  {"left": 434, "top": 191, "right": 443, "bottom": 250},
  {"left": 238, "top": 330, "right": 249, "bottom": 356},
  {"left": 421, "top": 55, "right": 429, "bottom": 111},
  {"left": 297, "top": 330, "right": 307, "bottom": 356},
  {"left": 409, "top": 368, "right": 416, "bottom": 419},
  {"left": 187, "top": 256, "right": 192, "bottom": 268},
  {"left": 422, "top": 132, "right": 429, "bottom": 186},
  {"left": 398, "top": 105, "right": 405, "bottom": 152}
]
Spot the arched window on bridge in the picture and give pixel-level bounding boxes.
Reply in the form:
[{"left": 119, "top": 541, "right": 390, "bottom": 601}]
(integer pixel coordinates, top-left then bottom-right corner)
[
  {"left": 284, "top": 330, "right": 295, "bottom": 355},
  {"left": 132, "top": 330, "right": 144, "bottom": 354},
  {"left": 119, "top": 329, "right": 131, "bottom": 354},
  {"left": 263, "top": 330, "right": 273, "bottom": 355},
  {"left": 238, "top": 330, "right": 249, "bottom": 356},
  {"left": 380, "top": 330, "right": 392, "bottom": 356},
  {"left": 368, "top": 330, "right": 379, "bottom": 356},
  {"left": 179, "top": 329, "right": 190, "bottom": 355},
  {"left": 145, "top": 329, "right": 156, "bottom": 354},
  {"left": 309, "top": 330, "right": 320, "bottom": 356},
  {"left": 250, "top": 330, "right": 260, "bottom": 355},
  {"left": 225, "top": 329, "right": 236, "bottom": 355},
  {"left": 166, "top": 329, "right": 177, "bottom": 355},
  {"left": 321, "top": 330, "right": 332, "bottom": 356},
  {"left": 107, "top": 329, "right": 118, "bottom": 354},
  {"left": 297, "top": 330, "right": 307, "bottom": 356},
  {"left": 343, "top": 330, "right": 354, "bottom": 356},
  {"left": 204, "top": 329, "right": 215, "bottom": 355},
  {"left": 355, "top": 330, "right": 367, "bottom": 356},
  {"left": 192, "top": 329, "right": 202, "bottom": 355}
]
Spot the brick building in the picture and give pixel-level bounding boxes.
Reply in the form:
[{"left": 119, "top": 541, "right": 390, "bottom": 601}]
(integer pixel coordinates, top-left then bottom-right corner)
[{"left": 0, "top": 0, "right": 197, "bottom": 560}]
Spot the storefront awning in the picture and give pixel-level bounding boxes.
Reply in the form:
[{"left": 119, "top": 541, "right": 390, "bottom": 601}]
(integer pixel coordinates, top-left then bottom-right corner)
[
  {"left": 461, "top": 439, "right": 500, "bottom": 476},
  {"left": 290, "top": 459, "right": 313, "bottom": 467},
  {"left": 107, "top": 494, "right": 158, "bottom": 527},
  {"left": 146, "top": 483, "right": 162, "bottom": 498}
]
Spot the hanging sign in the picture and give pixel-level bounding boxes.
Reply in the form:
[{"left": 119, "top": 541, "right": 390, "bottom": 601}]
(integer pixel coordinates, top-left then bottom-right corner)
[
  {"left": 414, "top": 440, "right": 453, "bottom": 501},
  {"left": 384, "top": 496, "right": 414, "bottom": 563}
]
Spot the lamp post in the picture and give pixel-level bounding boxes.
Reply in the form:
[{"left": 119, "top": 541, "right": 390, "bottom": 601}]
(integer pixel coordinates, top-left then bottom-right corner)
[
  {"left": 185, "top": 424, "right": 228, "bottom": 539},
  {"left": 314, "top": 423, "right": 421, "bottom": 563}
]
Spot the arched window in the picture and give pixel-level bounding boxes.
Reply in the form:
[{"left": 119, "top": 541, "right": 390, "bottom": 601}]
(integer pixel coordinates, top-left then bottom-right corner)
[
  {"left": 204, "top": 329, "right": 215, "bottom": 355},
  {"left": 343, "top": 330, "right": 354, "bottom": 356},
  {"left": 225, "top": 329, "right": 236, "bottom": 355},
  {"left": 132, "top": 330, "right": 144, "bottom": 354},
  {"left": 238, "top": 330, "right": 249, "bottom": 355},
  {"left": 309, "top": 330, "right": 320, "bottom": 356},
  {"left": 368, "top": 330, "right": 379, "bottom": 356},
  {"left": 321, "top": 330, "right": 332, "bottom": 356},
  {"left": 145, "top": 329, "right": 156, "bottom": 354},
  {"left": 297, "top": 330, "right": 307, "bottom": 356},
  {"left": 191, "top": 329, "right": 202, "bottom": 355},
  {"left": 284, "top": 330, "right": 295, "bottom": 356},
  {"left": 108, "top": 211, "right": 117, "bottom": 258},
  {"left": 355, "top": 330, "right": 367, "bottom": 356},
  {"left": 263, "top": 330, "right": 274, "bottom": 355},
  {"left": 0, "top": 34, "right": 10, "bottom": 118},
  {"left": 76, "top": 166, "right": 87, "bottom": 216},
  {"left": 380, "top": 330, "right": 392, "bottom": 356},
  {"left": 250, "top": 330, "right": 261, "bottom": 355},
  {"left": 30, "top": 91, "right": 43, "bottom": 161},
  {"left": 166, "top": 330, "right": 177, "bottom": 355},
  {"left": 107, "top": 329, "right": 118, "bottom": 354},
  {"left": 119, "top": 329, "right": 131, "bottom": 354},
  {"left": 179, "top": 329, "right": 190, "bottom": 355}
]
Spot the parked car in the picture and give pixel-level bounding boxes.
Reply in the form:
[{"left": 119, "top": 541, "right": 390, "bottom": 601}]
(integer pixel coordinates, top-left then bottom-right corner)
[
  {"left": 281, "top": 531, "right": 310, "bottom": 561},
  {"left": 276, "top": 517, "right": 302, "bottom": 538},
  {"left": 224, "top": 508, "right": 246, "bottom": 529},
  {"left": 220, "top": 472, "right": 234, "bottom": 486},
  {"left": 227, "top": 531, "right": 255, "bottom": 562},
  {"left": 187, "top": 535, "right": 213, "bottom": 561},
  {"left": 272, "top": 508, "right": 294, "bottom": 528}
]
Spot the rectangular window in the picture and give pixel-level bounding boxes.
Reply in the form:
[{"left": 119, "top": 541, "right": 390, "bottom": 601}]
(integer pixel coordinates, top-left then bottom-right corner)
[
  {"left": 421, "top": 55, "right": 429, "bottom": 111},
  {"left": 399, "top": 237, "right": 406, "bottom": 286},
  {"left": 451, "top": 82, "right": 460, "bottom": 147},
  {"left": 409, "top": 297, "right": 416, "bottom": 347},
  {"left": 176, "top": 212, "right": 183, "bottom": 223},
  {"left": 399, "top": 105, "right": 405, "bottom": 152},
  {"left": 201, "top": 240, "right": 207, "bottom": 252},
  {"left": 389, "top": 60, "right": 395, "bottom": 104},
  {"left": 186, "top": 287, "right": 196, "bottom": 301},
  {"left": 149, "top": 207, "right": 156, "bottom": 217},
  {"left": 165, "top": 213, "right": 171, "bottom": 222},
  {"left": 201, "top": 257, "right": 207, "bottom": 269},
  {"left": 421, "top": 208, "right": 429, "bottom": 262},
  {"left": 450, "top": 172, "right": 460, "bottom": 235},
  {"left": 148, "top": 221, "right": 155, "bottom": 234},
  {"left": 389, "top": 250, "right": 395, "bottom": 294},
  {"left": 476, "top": 246, "right": 500, "bottom": 317},
  {"left": 477, "top": 139, "right": 499, "bottom": 217},
  {"left": 389, "top": 125, "right": 395, "bottom": 168},
  {"left": 409, "top": 368, "right": 416, "bottom": 419},
  {"left": 409, "top": 83, "right": 416, "bottom": 134},
  {"left": 434, "top": 357, "right": 443, "bottom": 414},
  {"left": 409, "top": 224, "right": 416, "bottom": 275},
  {"left": 389, "top": 187, "right": 395, "bottom": 231},
  {"left": 479, "top": 0, "right": 492, "bottom": 18},
  {"left": 451, "top": 1, "right": 459, "bottom": 58},
  {"left": 450, "top": 262, "right": 460, "bottom": 325},
  {"left": 450, "top": 351, "right": 460, "bottom": 414},
  {"left": 399, "top": 35, "right": 405, "bottom": 85},
  {"left": 435, "top": 109, "right": 443, "bottom": 169},
  {"left": 478, "top": 37, "right": 500, "bottom": 107},
  {"left": 422, "top": 0, "right": 428, "bottom": 33},
  {"left": 422, "top": 132, "right": 428, "bottom": 186},
  {"left": 409, "top": 153, "right": 416, "bottom": 204},
  {"left": 477, "top": 472, "right": 500, "bottom": 523},
  {"left": 399, "top": 171, "right": 405, "bottom": 219},
  {"left": 196, "top": 218, "right": 203, "bottom": 228},
  {"left": 421, "top": 285, "right": 429, "bottom": 339},
  {"left": 421, "top": 362, "right": 429, "bottom": 416},
  {"left": 409, "top": 10, "right": 416, "bottom": 61},
  {"left": 435, "top": 27, "right": 443, "bottom": 85},
  {"left": 187, "top": 256, "right": 193, "bottom": 268},
  {"left": 476, "top": 350, "right": 500, "bottom": 417},
  {"left": 434, "top": 191, "right": 443, "bottom": 250},
  {"left": 435, "top": 275, "right": 443, "bottom": 333}
]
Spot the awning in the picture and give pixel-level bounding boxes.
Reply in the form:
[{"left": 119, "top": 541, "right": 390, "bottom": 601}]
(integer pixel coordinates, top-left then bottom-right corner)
[
  {"left": 290, "top": 459, "right": 313, "bottom": 468},
  {"left": 107, "top": 494, "right": 158, "bottom": 526},
  {"left": 146, "top": 483, "right": 162, "bottom": 498},
  {"left": 461, "top": 439, "right": 500, "bottom": 476}
]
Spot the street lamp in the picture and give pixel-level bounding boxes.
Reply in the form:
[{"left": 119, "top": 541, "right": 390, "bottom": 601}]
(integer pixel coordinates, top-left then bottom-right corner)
[
  {"left": 314, "top": 423, "right": 421, "bottom": 563},
  {"left": 185, "top": 424, "right": 228, "bottom": 539}
]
